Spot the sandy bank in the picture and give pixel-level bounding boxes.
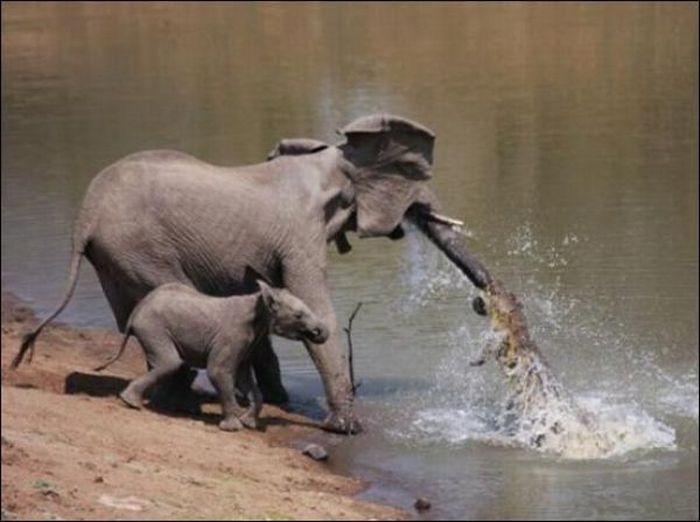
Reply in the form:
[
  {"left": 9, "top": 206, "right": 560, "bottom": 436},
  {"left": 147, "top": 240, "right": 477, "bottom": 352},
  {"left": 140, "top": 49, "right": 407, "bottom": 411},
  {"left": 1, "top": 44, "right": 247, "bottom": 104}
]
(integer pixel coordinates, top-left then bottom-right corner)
[{"left": 0, "top": 292, "right": 405, "bottom": 520}]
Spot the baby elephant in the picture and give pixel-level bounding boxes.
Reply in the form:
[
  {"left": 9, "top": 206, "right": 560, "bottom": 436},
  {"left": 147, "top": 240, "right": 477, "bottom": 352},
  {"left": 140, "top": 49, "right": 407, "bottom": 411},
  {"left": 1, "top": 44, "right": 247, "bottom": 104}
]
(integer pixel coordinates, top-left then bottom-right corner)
[{"left": 95, "top": 281, "right": 329, "bottom": 431}]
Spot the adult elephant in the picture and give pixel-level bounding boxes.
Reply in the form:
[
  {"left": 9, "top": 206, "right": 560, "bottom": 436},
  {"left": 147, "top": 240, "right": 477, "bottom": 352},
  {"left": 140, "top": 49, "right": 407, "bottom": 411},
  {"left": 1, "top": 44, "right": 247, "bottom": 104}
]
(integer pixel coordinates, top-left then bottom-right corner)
[{"left": 12, "top": 114, "right": 490, "bottom": 433}]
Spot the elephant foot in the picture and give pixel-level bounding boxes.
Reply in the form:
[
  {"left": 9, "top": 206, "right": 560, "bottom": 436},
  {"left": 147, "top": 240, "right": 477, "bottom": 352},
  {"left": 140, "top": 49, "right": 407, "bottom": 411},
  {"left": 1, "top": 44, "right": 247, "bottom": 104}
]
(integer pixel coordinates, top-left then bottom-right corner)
[
  {"left": 321, "top": 411, "right": 363, "bottom": 435},
  {"left": 119, "top": 389, "right": 143, "bottom": 410},
  {"left": 219, "top": 416, "right": 244, "bottom": 432},
  {"left": 239, "top": 413, "right": 258, "bottom": 430}
]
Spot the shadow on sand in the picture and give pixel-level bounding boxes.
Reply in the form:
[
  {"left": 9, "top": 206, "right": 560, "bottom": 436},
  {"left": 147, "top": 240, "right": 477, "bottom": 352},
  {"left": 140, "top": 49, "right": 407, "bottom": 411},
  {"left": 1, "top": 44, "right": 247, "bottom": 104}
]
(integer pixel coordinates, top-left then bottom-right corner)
[{"left": 63, "top": 370, "right": 321, "bottom": 432}]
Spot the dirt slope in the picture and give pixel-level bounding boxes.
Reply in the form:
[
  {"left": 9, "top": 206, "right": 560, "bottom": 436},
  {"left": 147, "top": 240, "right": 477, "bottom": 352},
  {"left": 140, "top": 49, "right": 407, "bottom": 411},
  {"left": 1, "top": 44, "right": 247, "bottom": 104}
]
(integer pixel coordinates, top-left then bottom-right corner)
[{"left": 0, "top": 293, "right": 404, "bottom": 520}]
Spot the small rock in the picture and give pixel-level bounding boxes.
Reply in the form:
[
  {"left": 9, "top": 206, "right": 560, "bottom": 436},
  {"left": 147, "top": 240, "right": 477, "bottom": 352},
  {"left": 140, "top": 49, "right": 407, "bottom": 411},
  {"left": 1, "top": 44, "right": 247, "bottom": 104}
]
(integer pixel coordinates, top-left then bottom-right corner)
[
  {"left": 94, "top": 476, "right": 104, "bottom": 483},
  {"left": 302, "top": 443, "right": 328, "bottom": 461},
  {"left": 97, "top": 494, "right": 145, "bottom": 511},
  {"left": 41, "top": 488, "right": 60, "bottom": 500},
  {"left": 414, "top": 497, "right": 431, "bottom": 511}
]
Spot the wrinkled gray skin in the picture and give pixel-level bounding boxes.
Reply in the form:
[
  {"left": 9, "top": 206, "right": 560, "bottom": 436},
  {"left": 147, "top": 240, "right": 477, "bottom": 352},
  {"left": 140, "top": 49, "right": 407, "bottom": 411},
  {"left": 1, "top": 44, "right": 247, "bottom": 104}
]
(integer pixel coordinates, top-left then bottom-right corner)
[
  {"left": 95, "top": 281, "right": 329, "bottom": 431},
  {"left": 12, "top": 113, "right": 490, "bottom": 434}
]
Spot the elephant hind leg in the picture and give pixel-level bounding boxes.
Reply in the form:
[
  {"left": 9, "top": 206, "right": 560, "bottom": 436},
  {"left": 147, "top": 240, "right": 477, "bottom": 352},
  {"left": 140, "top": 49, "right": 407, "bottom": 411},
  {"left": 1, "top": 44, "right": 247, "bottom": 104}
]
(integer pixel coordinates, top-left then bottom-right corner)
[
  {"left": 251, "top": 336, "right": 289, "bottom": 405},
  {"left": 120, "top": 337, "right": 185, "bottom": 410},
  {"left": 87, "top": 249, "right": 141, "bottom": 331}
]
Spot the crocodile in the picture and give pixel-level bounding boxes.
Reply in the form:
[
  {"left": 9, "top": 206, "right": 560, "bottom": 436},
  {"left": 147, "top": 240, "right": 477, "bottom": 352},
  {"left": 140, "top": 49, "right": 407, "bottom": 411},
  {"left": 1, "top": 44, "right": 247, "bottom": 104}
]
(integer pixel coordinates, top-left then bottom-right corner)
[{"left": 470, "top": 279, "right": 613, "bottom": 458}]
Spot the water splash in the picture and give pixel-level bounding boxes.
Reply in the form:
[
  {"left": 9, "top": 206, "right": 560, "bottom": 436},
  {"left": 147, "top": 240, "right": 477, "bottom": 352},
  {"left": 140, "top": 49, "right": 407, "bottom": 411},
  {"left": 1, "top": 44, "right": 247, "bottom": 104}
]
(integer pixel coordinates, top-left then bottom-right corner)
[
  {"left": 486, "top": 350, "right": 675, "bottom": 459},
  {"left": 398, "top": 224, "right": 476, "bottom": 311},
  {"left": 390, "top": 223, "right": 692, "bottom": 460},
  {"left": 505, "top": 224, "right": 578, "bottom": 268},
  {"left": 405, "top": 393, "right": 677, "bottom": 460},
  {"left": 395, "top": 311, "right": 680, "bottom": 459}
]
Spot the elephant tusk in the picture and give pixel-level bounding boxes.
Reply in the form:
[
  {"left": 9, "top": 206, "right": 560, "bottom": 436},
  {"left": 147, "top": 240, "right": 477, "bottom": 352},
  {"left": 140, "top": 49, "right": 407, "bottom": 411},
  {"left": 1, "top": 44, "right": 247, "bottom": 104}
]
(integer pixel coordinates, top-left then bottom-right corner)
[{"left": 427, "top": 211, "right": 464, "bottom": 228}]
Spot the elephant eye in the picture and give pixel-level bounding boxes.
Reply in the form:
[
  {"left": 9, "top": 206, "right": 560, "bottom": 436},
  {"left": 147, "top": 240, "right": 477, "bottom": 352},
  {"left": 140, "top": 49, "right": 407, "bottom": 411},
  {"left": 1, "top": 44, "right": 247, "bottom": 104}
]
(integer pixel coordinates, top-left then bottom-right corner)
[{"left": 295, "top": 312, "right": 304, "bottom": 320}]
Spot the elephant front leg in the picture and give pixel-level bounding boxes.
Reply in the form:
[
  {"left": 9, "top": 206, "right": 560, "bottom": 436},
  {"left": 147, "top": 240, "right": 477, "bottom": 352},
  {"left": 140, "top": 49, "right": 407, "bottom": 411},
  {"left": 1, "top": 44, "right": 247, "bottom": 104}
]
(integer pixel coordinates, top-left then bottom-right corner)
[
  {"left": 237, "top": 363, "right": 263, "bottom": 430},
  {"left": 285, "top": 263, "right": 361, "bottom": 435},
  {"left": 207, "top": 358, "right": 245, "bottom": 432},
  {"left": 251, "top": 336, "right": 289, "bottom": 405},
  {"left": 303, "top": 327, "right": 362, "bottom": 434}
]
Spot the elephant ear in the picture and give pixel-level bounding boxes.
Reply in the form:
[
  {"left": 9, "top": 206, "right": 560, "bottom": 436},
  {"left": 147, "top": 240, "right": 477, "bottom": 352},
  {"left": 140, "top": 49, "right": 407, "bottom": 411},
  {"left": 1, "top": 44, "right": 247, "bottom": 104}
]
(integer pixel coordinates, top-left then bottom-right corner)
[
  {"left": 256, "top": 279, "right": 279, "bottom": 313},
  {"left": 339, "top": 114, "right": 435, "bottom": 238},
  {"left": 267, "top": 138, "right": 329, "bottom": 161}
]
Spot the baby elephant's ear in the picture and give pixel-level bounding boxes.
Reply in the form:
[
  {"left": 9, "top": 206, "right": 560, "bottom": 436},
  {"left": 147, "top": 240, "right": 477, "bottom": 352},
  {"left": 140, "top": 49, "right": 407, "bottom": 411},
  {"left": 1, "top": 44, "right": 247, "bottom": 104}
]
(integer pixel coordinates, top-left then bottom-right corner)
[{"left": 257, "top": 280, "right": 278, "bottom": 311}]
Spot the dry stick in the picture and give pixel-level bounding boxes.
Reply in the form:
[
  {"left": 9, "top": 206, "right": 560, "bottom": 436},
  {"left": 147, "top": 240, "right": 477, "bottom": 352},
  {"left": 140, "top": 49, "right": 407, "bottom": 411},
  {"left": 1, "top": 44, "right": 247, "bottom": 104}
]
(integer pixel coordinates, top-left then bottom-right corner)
[{"left": 343, "top": 302, "right": 363, "bottom": 397}]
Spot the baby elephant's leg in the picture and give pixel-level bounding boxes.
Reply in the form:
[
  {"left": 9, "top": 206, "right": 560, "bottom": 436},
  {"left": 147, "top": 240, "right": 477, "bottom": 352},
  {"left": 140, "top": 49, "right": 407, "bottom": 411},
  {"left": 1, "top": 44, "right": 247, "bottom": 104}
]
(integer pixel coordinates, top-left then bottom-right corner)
[
  {"left": 120, "top": 333, "right": 184, "bottom": 409},
  {"left": 207, "top": 355, "right": 244, "bottom": 432},
  {"left": 237, "top": 363, "right": 263, "bottom": 430}
]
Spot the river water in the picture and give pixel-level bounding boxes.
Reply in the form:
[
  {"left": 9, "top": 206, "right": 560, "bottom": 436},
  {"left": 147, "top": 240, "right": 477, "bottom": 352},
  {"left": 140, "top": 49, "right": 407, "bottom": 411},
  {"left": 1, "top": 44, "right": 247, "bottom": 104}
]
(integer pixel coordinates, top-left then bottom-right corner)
[{"left": 2, "top": 3, "right": 697, "bottom": 519}]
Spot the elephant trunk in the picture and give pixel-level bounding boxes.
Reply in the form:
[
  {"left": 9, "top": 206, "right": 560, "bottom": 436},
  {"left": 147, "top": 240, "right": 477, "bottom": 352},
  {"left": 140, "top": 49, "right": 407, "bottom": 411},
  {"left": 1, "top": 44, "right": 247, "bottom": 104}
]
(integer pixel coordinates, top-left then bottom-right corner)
[{"left": 409, "top": 206, "right": 492, "bottom": 290}]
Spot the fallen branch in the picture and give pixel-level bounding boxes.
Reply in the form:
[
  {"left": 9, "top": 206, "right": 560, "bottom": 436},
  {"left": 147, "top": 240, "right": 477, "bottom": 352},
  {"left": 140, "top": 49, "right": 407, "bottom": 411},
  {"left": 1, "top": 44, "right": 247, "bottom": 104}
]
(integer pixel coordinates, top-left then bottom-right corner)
[{"left": 343, "top": 302, "right": 363, "bottom": 397}]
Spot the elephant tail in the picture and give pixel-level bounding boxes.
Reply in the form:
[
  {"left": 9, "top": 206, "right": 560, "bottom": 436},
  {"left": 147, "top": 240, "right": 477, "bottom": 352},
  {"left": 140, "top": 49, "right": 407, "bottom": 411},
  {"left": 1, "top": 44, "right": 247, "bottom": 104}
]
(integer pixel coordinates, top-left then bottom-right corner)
[
  {"left": 11, "top": 248, "right": 85, "bottom": 369},
  {"left": 94, "top": 323, "right": 134, "bottom": 372},
  {"left": 94, "top": 292, "right": 147, "bottom": 372}
]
